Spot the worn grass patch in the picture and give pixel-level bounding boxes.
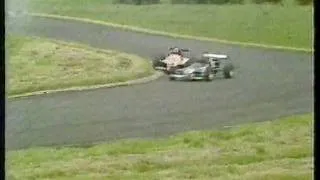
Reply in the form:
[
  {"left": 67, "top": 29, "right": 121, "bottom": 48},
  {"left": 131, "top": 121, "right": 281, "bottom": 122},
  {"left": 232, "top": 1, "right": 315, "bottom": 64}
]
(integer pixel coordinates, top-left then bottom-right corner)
[
  {"left": 6, "top": 35, "right": 154, "bottom": 96},
  {"left": 7, "top": 114, "right": 313, "bottom": 180},
  {"left": 25, "top": 0, "right": 313, "bottom": 49}
]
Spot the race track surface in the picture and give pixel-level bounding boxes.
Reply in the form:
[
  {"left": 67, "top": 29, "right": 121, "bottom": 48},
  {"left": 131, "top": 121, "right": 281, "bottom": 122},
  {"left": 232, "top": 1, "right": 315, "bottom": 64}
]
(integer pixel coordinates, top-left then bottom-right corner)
[{"left": 6, "top": 16, "right": 313, "bottom": 150}]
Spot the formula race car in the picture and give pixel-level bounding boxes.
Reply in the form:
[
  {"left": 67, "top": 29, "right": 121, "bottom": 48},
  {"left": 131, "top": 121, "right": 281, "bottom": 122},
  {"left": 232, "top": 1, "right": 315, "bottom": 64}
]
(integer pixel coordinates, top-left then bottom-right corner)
[
  {"left": 152, "top": 47, "right": 194, "bottom": 74},
  {"left": 168, "top": 52, "right": 235, "bottom": 81}
]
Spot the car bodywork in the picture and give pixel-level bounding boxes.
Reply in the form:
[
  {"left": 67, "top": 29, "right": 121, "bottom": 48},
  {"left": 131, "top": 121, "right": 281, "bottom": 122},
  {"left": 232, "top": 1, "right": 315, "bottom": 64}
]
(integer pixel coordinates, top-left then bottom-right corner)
[
  {"left": 152, "top": 47, "right": 193, "bottom": 73},
  {"left": 169, "top": 52, "right": 235, "bottom": 81},
  {"left": 169, "top": 61, "right": 214, "bottom": 81}
]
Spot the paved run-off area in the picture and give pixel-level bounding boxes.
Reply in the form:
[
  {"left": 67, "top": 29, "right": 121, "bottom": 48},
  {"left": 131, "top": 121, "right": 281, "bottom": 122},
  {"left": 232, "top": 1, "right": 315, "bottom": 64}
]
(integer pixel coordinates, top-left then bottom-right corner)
[{"left": 5, "top": 16, "right": 313, "bottom": 150}]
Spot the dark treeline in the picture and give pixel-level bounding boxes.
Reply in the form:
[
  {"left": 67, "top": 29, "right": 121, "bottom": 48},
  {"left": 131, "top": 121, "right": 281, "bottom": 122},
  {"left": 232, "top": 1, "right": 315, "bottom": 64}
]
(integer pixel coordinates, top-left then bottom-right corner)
[
  {"left": 112, "top": 0, "right": 160, "bottom": 4},
  {"left": 113, "top": 0, "right": 312, "bottom": 5}
]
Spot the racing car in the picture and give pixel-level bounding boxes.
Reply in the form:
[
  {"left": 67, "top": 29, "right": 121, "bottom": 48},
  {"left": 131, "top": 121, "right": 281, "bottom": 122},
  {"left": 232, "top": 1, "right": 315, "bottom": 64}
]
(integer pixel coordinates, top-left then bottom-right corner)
[
  {"left": 152, "top": 47, "right": 194, "bottom": 74},
  {"left": 168, "top": 52, "right": 235, "bottom": 81}
]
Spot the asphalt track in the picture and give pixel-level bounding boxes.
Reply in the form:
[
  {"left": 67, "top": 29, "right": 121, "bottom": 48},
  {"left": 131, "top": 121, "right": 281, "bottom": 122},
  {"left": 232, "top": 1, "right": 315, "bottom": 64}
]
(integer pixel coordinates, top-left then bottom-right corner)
[{"left": 6, "top": 16, "right": 313, "bottom": 150}]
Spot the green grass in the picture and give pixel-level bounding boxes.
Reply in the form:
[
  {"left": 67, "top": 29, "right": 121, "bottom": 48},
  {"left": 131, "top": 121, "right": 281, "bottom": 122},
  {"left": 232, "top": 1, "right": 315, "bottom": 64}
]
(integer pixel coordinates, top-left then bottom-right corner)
[
  {"left": 24, "top": 0, "right": 313, "bottom": 49},
  {"left": 6, "top": 35, "right": 154, "bottom": 96},
  {"left": 7, "top": 114, "right": 314, "bottom": 180}
]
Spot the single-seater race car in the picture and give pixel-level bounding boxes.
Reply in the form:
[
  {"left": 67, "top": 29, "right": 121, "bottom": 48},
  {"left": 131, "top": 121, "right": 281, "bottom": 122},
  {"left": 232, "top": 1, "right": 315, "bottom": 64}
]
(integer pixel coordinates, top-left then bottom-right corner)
[
  {"left": 152, "top": 47, "right": 194, "bottom": 74},
  {"left": 168, "top": 52, "right": 235, "bottom": 81}
]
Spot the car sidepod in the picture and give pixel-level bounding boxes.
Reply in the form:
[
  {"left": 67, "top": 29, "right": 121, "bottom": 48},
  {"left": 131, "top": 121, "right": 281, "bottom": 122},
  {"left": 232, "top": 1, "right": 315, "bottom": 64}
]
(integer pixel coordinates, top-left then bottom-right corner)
[
  {"left": 192, "top": 66, "right": 213, "bottom": 81},
  {"left": 169, "top": 69, "right": 190, "bottom": 80}
]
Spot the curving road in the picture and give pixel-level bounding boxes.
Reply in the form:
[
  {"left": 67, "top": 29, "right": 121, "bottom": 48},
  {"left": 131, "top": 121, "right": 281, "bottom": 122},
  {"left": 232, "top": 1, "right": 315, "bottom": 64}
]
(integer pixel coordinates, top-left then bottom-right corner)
[{"left": 6, "top": 16, "right": 313, "bottom": 150}]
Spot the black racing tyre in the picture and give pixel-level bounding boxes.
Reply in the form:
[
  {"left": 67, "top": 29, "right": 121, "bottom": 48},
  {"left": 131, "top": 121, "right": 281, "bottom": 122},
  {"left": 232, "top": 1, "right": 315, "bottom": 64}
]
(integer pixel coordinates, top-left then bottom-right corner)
[
  {"left": 176, "top": 65, "right": 185, "bottom": 69},
  {"left": 152, "top": 54, "right": 167, "bottom": 69},
  {"left": 205, "top": 74, "right": 214, "bottom": 81},
  {"left": 152, "top": 59, "right": 166, "bottom": 68},
  {"left": 167, "top": 66, "right": 178, "bottom": 74},
  {"left": 205, "top": 69, "right": 214, "bottom": 81},
  {"left": 153, "top": 54, "right": 167, "bottom": 61},
  {"left": 223, "top": 62, "right": 235, "bottom": 79}
]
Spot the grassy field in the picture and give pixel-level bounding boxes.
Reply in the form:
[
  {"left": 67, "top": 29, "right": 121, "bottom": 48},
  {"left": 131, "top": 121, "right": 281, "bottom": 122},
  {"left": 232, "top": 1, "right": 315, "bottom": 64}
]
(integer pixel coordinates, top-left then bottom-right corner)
[
  {"left": 7, "top": 114, "right": 313, "bottom": 180},
  {"left": 6, "top": 35, "right": 154, "bottom": 96},
  {"left": 24, "top": 0, "right": 313, "bottom": 49}
]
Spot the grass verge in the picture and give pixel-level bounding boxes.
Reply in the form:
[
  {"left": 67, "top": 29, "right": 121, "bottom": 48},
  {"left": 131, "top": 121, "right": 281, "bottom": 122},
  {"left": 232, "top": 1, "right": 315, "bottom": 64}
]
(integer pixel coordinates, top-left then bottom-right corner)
[
  {"left": 6, "top": 35, "right": 154, "bottom": 96},
  {"left": 24, "top": 0, "right": 313, "bottom": 49},
  {"left": 7, "top": 113, "right": 313, "bottom": 180}
]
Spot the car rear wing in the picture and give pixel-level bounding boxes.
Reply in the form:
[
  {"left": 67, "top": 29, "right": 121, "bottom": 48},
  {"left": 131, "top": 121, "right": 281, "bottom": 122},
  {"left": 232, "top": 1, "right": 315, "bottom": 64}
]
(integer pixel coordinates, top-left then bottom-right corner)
[{"left": 202, "top": 52, "right": 229, "bottom": 59}]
